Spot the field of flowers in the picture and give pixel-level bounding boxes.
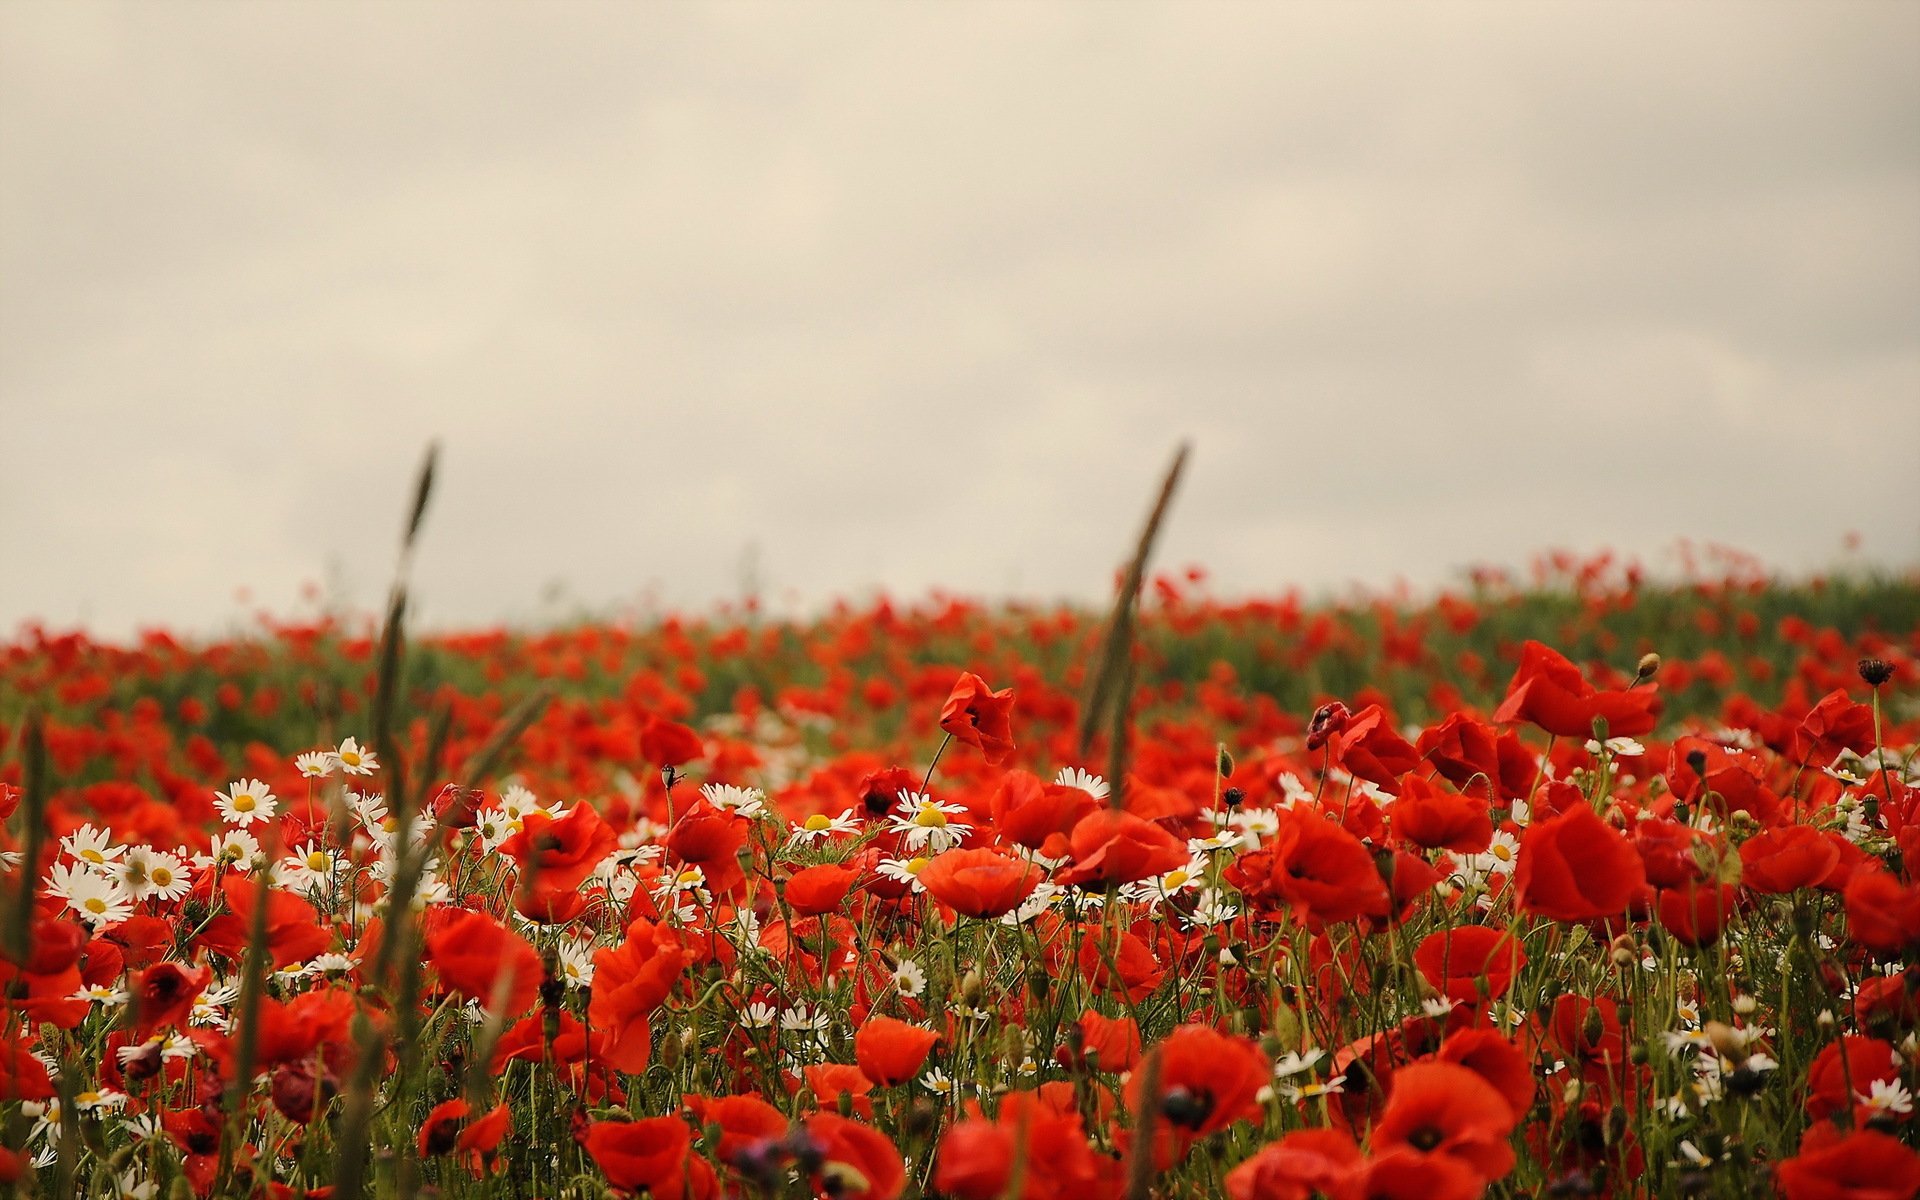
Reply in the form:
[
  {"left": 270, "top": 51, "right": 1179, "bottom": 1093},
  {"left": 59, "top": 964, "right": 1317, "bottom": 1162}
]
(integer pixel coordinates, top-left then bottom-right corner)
[{"left": 2, "top": 545, "right": 1918, "bottom": 1199}]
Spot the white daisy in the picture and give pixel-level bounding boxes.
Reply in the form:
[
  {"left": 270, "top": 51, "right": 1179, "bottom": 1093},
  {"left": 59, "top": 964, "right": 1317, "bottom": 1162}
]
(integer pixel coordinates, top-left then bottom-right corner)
[
  {"left": 215, "top": 779, "right": 278, "bottom": 827},
  {"left": 1054, "top": 768, "right": 1111, "bottom": 801},
  {"left": 294, "top": 751, "right": 335, "bottom": 779},
  {"left": 48, "top": 863, "right": 133, "bottom": 926},
  {"left": 891, "top": 959, "right": 927, "bottom": 998},
  {"left": 788, "top": 809, "right": 861, "bottom": 847},
  {"left": 333, "top": 737, "right": 378, "bottom": 777},
  {"left": 60, "top": 824, "right": 125, "bottom": 868},
  {"left": 701, "top": 784, "right": 766, "bottom": 818},
  {"left": 874, "top": 856, "right": 930, "bottom": 894},
  {"left": 1858, "top": 1078, "right": 1914, "bottom": 1117},
  {"left": 117, "top": 847, "right": 192, "bottom": 903},
  {"left": 887, "top": 794, "right": 972, "bottom": 853}
]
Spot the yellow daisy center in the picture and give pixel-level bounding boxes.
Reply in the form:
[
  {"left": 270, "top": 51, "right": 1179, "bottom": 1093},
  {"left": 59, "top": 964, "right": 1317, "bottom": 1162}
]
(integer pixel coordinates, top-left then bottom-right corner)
[
  {"left": 233, "top": 794, "right": 256, "bottom": 812},
  {"left": 804, "top": 814, "right": 834, "bottom": 832},
  {"left": 912, "top": 807, "right": 948, "bottom": 829}
]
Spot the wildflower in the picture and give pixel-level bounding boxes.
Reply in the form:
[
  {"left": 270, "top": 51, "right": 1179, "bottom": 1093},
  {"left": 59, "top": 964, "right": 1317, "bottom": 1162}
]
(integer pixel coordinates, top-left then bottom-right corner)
[
  {"left": 918, "top": 848, "right": 1042, "bottom": 918},
  {"left": 788, "top": 808, "right": 860, "bottom": 846},
  {"left": 333, "top": 736, "right": 379, "bottom": 776},
  {"left": 939, "top": 672, "right": 1017, "bottom": 765},
  {"left": 117, "top": 847, "right": 191, "bottom": 902},
  {"left": 60, "top": 824, "right": 125, "bottom": 868},
  {"left": 888, "top": 794, "right": 973, "bottom": 853},
  {"left": 1053, "top": 767, "right": 1110, "bottom": 800},
  {"left": 48, "top": 863, "right": 133, "bottom": 927},
  {"left": 1278, "top": 1075, "right": 1347, "bottom": 1103},
  {"left": 214, "top": 778, "right": 278, "bottom": 827},
  {"left": 890, "top": 959, "right": 927, "bottom": 998},
  {"left": 701, "top": 783, "right": 767, "bottom": 817},
  {"left": 294, "top": 751, "right": 334, "bottom": 778},
  {"left": 1273, "top": 1049, "right": 1326, "bottom": 1079},
  {"left": 277, "top": 843, "right": 341, "bottom": 896},
  {"left": 1858, "top": 1078, "right": 1915, "bottom": 1117}
]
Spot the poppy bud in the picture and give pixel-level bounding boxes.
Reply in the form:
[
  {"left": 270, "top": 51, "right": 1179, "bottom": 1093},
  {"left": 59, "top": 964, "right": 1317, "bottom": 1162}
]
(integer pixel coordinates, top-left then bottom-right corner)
[
  {"left": 1858, "top": 658, "right": 1894, "bottom": 687},
  {"left": 1702, "top": 1021, "right": 1742, "bottom": 1061},
  {"left": 1582, "top": 1005, "right": 1606, "bottom": 1046},
  {"left": 960, "top": 969, "right": 983, "bottom": 1007},
  {"left": 1217, "top": 747, "right": 1235, "bottom": 777},
  {"left": 1636, "top": 653, "right": 1661, "bottom": 680}
]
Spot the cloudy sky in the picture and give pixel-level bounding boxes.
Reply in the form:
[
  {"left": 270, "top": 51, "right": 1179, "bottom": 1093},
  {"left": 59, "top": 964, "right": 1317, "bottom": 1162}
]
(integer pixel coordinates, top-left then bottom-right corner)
[{"left": 4, "top": 2, "right": 1917, "bottom": 638}]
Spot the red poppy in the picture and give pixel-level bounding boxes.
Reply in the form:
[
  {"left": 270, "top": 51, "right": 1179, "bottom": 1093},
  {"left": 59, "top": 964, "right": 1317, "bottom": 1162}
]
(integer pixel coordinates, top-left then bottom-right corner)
[
  {"left": 1072, "top": 1010, "right": 1142, "bottom": 1073},
  {"left": 803, "top": 1062, "right": 875, "bottom": 1118},
  {"left": 1656, "top": 881, "right": 1738, "bottom": 947},
  {"left": 1740, "top": 825, "right": 1842, "bottom": 894},
  {"left": 786, "top": 863, "right": 860, "bottom": 917},
  {"left": 590, "top": 918, "right": 688, "bottom": 1074},
  {"left": 1224, "top": 1128, "right": 1362, "bottom": 1200},
  {"left": 1055, "top": 811, "right": 1188, "bottom": 887},
  {"left": 1263, "top": 805, "right": 1390, "bottom": 926},
  {"left": 935, "top": 1096, "right": 1118, "bottom": 1200},
  {"left": 639, "top": 715, "right": 705, "bottom": 767},
  {"left": 917, "top": 848, "right": 1042, "bottom": 918},
  {"left": 802, "top": 1112, "right": 906, "bottom": 1200},
  {"left": 200, "top": 877, "right": 332, "bottom": 971},
  {"left": 1412, "top": 926, "right": 1526, "bottom": 1005},
  {"left": 1328, "top": 705, "right": 1421, "bottom": 794},
  {"left": 418, "top": 1099, "right": 511, "bottom": 1173},
  {"left": 1776, "top": 1125, "right": 1920, "bottom": 1200},
  {"left": 1493, "top": 641, "right": 1658, "bottom": 739},
  {"left": 939, "top": 672, "right": 1017, "bottom": 766},
  {"left": 1435, "top": 1028, "right": 1536, "bottom": 1122},
  {"left": 1791, "top": 690, "right": 1877, "bottom": 763},
  {"left": 991, "top": 771, "right": 1098, "bottom": 856},
  {"left": 1843, "top": 866, "right": 1920, "bottom": 956},
  {"left": 583, "top": 1116, "right": 712, "bottom": 1199},
  {"left": 424, "top": 908, "right": 542, "bottom": 1019},
  {"left": 682, "top": 1094, "right": 787, "bottom": 1160},
  {"left": 131, "top": 962, "right": 212, "bottom": 1040},
  {"left": 854, "top": 1016, "right": 939, "bottom": 1086},
  {"left": 499, "top": 801, "right": 617, "bottom": 894},
  {"left": 1805, "top": 1036, "right": 1899, "bottom": 1124},
  {"left": 1393, "top": 776, "right": 1493, "bottom": 853},
  {"left": 1372, "top": 1061, "right": 1519, "bottom": 1182},
  {"left": 1514, "top": 803, "right": 1647, "bottom": 923},
  {"left": 1123, "top": 1024, "right": 1269, "bottom": 1139}
]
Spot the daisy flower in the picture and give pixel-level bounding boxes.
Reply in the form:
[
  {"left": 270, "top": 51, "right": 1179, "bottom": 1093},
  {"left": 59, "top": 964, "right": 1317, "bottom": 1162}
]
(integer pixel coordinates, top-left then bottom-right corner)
[
  {"left": 701, "top": 784, "right": 767, "bottom": 818},
  {"left": 788, "top": 808, "right": 860, "bottom": 847},
  {"left": 277, "top": 843, "right": 341, "bottom": 896},
  {"left": 1857, "top": 1078, "right": 1914, "bottom": 1117},
  {"left": 890, "top": 958, "right": 927, "bottom": 998},
  {"left": 60, "top": 824, "right": 125, "bottom": 869},
  {"left": 1278, "top": 1075, "right": 1347, "bottom": 1103},
  {"left": 117, "top": 847, "right": 192, "bottom": 902},
  {"left": 294, "top": 751, "right": 335, "bottom": 779},
  {"left": 1053, "top": 767, "right": 1110, "bottom": 801},
  {"left": 333, "top": 737, "right": 378, "bottom": 776},
  {"left": 887, "top": 793, "right": 972, "bottom": 853},
  {"left": 200, "top": 828, "right": 261, "bottom": 873},
  {"left": 48, "top": 863, "right": 133, "bottom": 927},
  {"left": 214, "top": 779, "right": 278, "bottom": 827},
  {"left": 874, "top": 856, "right": 930, "bottom": 893}
]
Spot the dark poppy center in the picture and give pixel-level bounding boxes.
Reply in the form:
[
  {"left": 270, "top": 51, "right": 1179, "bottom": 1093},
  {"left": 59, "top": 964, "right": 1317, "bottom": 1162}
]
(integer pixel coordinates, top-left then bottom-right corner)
[
  {"left": 1161, "top": 1086, "right": 1216, "bottom": 1129},
  {"left": 1408, "top": 1125, "right": 1444, "bottom": 1152}
]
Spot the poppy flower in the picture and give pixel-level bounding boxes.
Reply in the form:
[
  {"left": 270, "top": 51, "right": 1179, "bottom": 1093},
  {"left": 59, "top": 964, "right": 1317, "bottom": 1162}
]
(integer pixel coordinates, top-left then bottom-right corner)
[
  {"left": 1263, "top": 805, "right": 1390, "bottom": 926},
  {"left": 418, "top": 1099, "right": 511, "bottom": 1172},
  {"left": 1224, "top": 1128, "right": 1362, "bottom": 1200},
  {"left": 1791, "top": 690, "right": 1877, "bottom": 763},
  {"left": 1327, "top": 705, "right": 1421, "bottom": 794},
  {"left": 1776, "top": 1125, "right": 1920, "bottom": 1200},
  {"left": 1124, "top": 1024, "right": 1269, "bottom": 1139},
  {"left": 1740, "top": 825, "right": 1842, "bottom": 895},
  {"left": 939, "top": 672, "right": 1017, "bottom": 766},
  {"left": 990, "top": 771, "right": 1097, "bottom": 855},
  {"left": 1072, "top": 1010, "right": 1142, "bottom": 1073},
  {"left": 1055, "top": 811, "right": 1188, "bottom": 887},
  {"left": 584, "top": 1116, "right": 710, "bottom": 1198},
  {"left": 803, "top": 1062, "right": 876, "bottom": 1118},
  {"left": 639, "top": 715, "right": 705, "bottom": 768},
  {"left": 917, "top": 848, "right": 1042, "bottom": 918},
  {"left": 1435, "top": 1028, "right": 1536, "bottom": 1122},
  {"left": 1656, "top": 881, "right": 1738, "bottom": 947},
  {"left": 1493, "top": 641, "right": 1658, "bottom": 739},
  {"left": 425, "top": 909, "right": 543, "bottom": 1019},
  {"left": 200, "top": 877, "right": 332, "bottom": 971},
  {"left": 1372, "top": 1061, "right": 1519, "bottom": 1182},
  {"left": 802, "top": 1113, "right": 906, "bottom": 1200},
  {"left": 131, "top": 961, "right": 212, "bottom": 1040},
  {"left": 499, "top": 802, "right": 617, "bottom": 895},
  {"left": 854, "top": 1016, "right": 939, "bottom": 1086},
  {"left": 786, "top": 863, "right": 860, "bottom": 917},
  {"left": 1843, "top": 866, "right": 1920, "bottom": 956},
  {"left": 1412, "top": 926, "right": 1525, "bottom": 1005},
  {"left": 1514, "top": 803, "right": 1647, "bottom": 923},
  {"left": 935, "top": 1095, "right": 1119, "bottom": 1200},
  {"left": 1805, "top": 1036, "right": 1900, "bottom": 1124},
  {"left": 1392, "top": 776, "right": 1493, "bottom": 853},
  {"left": 590, "top": 919, "right": 688, "bottom": 1074},
  {"left": 682, "top": 1094, "right": 787, "bottom": 1160}
]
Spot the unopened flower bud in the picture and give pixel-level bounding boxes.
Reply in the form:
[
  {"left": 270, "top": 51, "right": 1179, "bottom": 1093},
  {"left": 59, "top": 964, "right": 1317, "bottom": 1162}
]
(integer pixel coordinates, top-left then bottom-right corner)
[
  {"left": 1636, "top": 653, "right": 1661, "bottom": 679},
  {"left": 1858, "top": 658, "right": 1894, "bottom": 687}
]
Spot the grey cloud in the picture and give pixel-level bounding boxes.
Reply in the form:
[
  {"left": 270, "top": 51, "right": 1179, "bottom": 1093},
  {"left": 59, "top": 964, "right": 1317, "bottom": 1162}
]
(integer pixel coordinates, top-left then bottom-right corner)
[{"left": 2, "top": 1, "right": 1916, "bottom": 637}]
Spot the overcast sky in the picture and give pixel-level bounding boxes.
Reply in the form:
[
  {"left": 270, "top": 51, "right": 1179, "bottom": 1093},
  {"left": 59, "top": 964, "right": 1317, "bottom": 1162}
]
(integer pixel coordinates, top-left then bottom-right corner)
[{"left": 4, "top": 2, "right": 1917, "bottom": 638}]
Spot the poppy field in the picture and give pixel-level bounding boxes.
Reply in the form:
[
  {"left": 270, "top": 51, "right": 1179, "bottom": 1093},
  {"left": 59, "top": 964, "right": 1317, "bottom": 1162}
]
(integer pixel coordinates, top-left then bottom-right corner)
[{"left": 2, "top": 543, "right": 1918, "bottom": 1200}]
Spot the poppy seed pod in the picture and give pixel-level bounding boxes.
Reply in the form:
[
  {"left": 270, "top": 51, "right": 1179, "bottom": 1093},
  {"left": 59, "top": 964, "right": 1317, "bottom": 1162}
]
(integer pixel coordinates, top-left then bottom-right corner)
[{"left": 1858, "top": 657, "right": 1894, "bottom": 687}]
